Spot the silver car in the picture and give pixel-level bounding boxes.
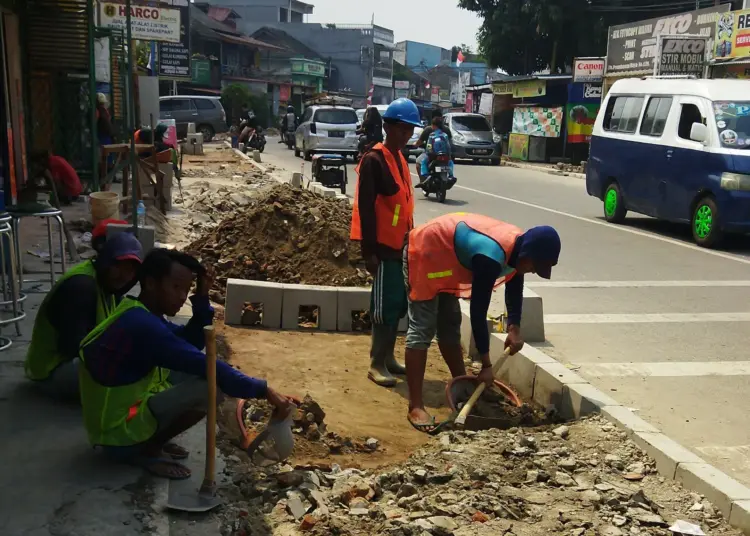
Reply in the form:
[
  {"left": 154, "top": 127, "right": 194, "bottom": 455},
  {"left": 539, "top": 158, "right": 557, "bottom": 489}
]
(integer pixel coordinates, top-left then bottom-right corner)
[
  {"left": 295, "top": 105, "right": 359, "bottom": 160},
  {"left": 444, "top": 113, "right": 502, "bottom": 165},
  {"left": 355, "top": 105, "right": 424, "bottom": 160}
]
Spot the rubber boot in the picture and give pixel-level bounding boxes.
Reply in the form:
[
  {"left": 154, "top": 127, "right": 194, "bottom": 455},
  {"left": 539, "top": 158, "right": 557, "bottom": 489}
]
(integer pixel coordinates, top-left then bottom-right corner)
[
  {"left": 383, "top": 324, "right": 406, "bottom": 375},
  {"left": 368, "top": 324, "right": 397, "bottom": 387}
]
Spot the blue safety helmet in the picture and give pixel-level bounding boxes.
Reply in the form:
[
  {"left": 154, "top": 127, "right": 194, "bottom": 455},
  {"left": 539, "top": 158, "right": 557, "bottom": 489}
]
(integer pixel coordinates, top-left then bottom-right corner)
[{"left": 382, "top": 98, "right": 422, "bottom": 127}]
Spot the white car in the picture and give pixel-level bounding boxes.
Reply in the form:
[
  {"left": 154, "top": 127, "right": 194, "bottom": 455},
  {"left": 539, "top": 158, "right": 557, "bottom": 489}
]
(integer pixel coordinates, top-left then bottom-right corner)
[{"left": 295, "top": 105, "right": 359, "bottom": 160}]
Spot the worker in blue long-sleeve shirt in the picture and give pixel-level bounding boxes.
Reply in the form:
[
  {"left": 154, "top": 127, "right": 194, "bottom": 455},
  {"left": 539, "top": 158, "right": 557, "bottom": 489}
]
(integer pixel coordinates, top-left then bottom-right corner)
[{"left": 78, "top": 248, "right": 292, "bottom": 480}]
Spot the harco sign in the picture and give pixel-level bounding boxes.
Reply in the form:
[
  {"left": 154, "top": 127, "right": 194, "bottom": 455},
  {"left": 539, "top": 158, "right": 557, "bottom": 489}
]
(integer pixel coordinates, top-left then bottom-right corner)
[{"left": 100, "top": 2, "right": 181, "bottom": 43}]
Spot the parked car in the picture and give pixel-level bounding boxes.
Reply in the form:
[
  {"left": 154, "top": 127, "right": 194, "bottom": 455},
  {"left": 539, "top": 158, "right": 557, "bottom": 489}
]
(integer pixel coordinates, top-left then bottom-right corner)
[
  {"left": 355, "top": 105, "right": 424, "bottom": 160},
  {"left": 295, "top": 105, "right": 359, "bottom": 160},
  {"left": 159, "top": 95, "right": 227, "bottom": 141},
  {"left": 443, "top": 113, "right": 501, "bottom": 165},
  {"left": 587, "top": 78, "right": 750, "bottom": 248}
]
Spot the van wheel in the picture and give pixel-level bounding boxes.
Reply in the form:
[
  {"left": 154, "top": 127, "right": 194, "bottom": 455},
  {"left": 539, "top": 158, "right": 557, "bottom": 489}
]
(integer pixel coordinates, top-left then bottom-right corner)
[
  {"left": 692, "top": 196, "right": 723, "bottom": 248},
  {"left": 603, "top": 183, "right": 627, "bottom": 223}
]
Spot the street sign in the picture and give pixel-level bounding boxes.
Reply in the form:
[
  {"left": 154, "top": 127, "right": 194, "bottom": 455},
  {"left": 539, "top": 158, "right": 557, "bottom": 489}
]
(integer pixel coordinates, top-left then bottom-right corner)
[{"left": 100, "top": 2, "right": 181, "bottom": 43}]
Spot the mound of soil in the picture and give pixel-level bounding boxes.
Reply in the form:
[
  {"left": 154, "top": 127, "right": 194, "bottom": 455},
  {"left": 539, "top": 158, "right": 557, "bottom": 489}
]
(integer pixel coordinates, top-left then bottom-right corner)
[{"left": 186, "top": 184, "right": 371, "bottom": 292}]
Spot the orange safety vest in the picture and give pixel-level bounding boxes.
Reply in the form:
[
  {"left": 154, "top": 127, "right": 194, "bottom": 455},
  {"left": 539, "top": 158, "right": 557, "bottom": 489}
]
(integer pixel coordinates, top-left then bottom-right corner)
[
  {"left": 350, "top": 144, "right": 414, "bottom": 251},
  {"left": 406, "top": 213, "right": 523, "bottom": 301}
]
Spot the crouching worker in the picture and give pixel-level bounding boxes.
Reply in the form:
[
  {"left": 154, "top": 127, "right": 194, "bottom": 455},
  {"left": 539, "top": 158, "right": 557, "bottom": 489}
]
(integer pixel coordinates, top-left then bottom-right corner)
[
  {"left": 24, "top": 232, "right": 143, "bottom": 401},
  {"left": 78, "top": 249, "right": 293, "bottom": 480},
  {"left": 403, "top": 213, "right": 561, "bottom": 433}
]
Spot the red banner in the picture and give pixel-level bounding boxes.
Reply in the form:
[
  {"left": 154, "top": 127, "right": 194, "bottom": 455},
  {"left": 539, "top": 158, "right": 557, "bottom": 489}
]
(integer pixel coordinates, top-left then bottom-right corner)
[{"left": 279, "top": 84, "right": 291, "bottom": 102}]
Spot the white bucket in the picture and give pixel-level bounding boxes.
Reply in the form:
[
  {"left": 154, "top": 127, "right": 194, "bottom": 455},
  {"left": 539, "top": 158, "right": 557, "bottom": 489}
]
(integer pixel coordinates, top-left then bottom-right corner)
[{"left": 89, "top": 191, "right": 120, "bottom": 225}]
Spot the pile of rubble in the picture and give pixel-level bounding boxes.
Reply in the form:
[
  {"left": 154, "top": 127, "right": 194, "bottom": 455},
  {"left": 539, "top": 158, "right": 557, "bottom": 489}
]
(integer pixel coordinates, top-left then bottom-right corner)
[
  {"left": 555, "top": 161, "right": 585, "bottom": 174},
  {"left": 187, "top": 184, "right": 371, "bottom": 297},
  {"left": 218, "top": 416, "right": 740, "bottom": 536}
]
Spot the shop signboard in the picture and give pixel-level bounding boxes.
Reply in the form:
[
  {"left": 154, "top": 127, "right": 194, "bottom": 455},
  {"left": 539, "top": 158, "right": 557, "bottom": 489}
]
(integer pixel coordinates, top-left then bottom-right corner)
[
  {"left": 512, "top": 106, "right": 563, "bottom": 138},
  {"left": 513, "top": 80, "right": 546, "bottom": 98},
  {"left": 394, "top": 80, "right": 410, "bottom": 90},
  {"left": 280, "top": 84, "right": 291, "bottom": 101},
  {"left": 492, "top": 82, "right": 512, "bottom": 95},
  {"left": 100, "top": 2, "right": 181, "bottom": 43},
  {"left": 191, "top": 59, "right": 211, "bottom": 85},
  {"left": 715, "top": 9, "right": 750, "bottom": 60},
  {"left": 573, "top": 58, "right": 605, "bottom": 82},
  {"left": 657, "top": 37, "right": 706, "bottom": 75},
  {"left": 478, "top": 93, "right": 492, "bottom": 115},
  {"left": 465, "top": 91, "right": 474, "bottom": 113},
  {"left": 158, "top": 4, "right": 190, "bottom": 79},
  {"left": 566, "top": 104, "right": 599, "bottom": 143},
  {"left": 439, "top": 89, "right": 450, "bottom": 102},
  {"left": 394, "top": 89, "right": 409, "bottom": 99},
  {"left": 606, "top": 4, "right": 728, "bottom": 75},
  {"left": 508, "top": 133, "right": 529, "bottom": 161},
  {"left": 431, "top": 87, "right": 440, "bottom": 102},
  {"left": 291, "top": 59, "right": 325, "bottom": 76}
]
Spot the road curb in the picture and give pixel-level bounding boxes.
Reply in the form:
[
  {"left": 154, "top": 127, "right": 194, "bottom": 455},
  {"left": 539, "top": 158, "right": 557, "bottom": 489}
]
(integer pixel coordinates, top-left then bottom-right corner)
[
  {"left": 458, "top": 300, "right": 750, "bottom": 534},
  {"left": 503, "top": 161, "right": 586, "bottom": 180},
  {"left": 223, "top": 140, "right": 286, "bottom": 185}
]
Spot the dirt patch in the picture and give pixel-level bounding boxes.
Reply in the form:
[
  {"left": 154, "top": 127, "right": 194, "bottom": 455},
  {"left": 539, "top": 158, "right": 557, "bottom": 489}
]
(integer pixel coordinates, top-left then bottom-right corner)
[{"left": 187, "top": 184, "right": 371, "bottom": 296}]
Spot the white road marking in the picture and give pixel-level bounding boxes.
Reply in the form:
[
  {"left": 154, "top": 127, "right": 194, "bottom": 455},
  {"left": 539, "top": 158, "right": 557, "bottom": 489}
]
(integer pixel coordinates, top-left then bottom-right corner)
[
  {"left": 435, "top": 179, "right": 750, "bottom": 267},
  {"left": 576, "top": 360, "right": 750, "bottom": 377},
  {"left": 545, "top": 312, "right": 750, "bottom": 324},
  {"left": 529, "top": 280, "right": 750, "bottom": 288}
]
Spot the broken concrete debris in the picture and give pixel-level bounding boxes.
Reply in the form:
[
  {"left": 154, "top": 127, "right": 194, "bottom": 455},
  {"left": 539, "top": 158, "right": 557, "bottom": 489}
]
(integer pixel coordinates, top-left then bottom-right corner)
[{"left": 217, "top": 416, "right": 741, "bottom": 536}]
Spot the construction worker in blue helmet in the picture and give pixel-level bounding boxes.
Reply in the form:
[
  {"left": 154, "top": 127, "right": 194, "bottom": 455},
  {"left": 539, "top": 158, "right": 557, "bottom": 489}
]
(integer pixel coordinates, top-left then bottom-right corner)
[{"left": 350, "top": 98, "right": 421, "bottom": 387}]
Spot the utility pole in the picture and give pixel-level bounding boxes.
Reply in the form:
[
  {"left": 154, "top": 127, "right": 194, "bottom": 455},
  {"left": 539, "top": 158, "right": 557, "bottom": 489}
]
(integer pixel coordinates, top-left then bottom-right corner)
[{"left": 125, "top": 0, "right": 138, "bottom": 236}]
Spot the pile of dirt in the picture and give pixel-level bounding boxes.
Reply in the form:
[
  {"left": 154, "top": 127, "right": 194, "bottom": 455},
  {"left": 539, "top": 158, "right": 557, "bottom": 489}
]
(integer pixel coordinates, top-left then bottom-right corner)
[
  {"left": 187, "top": 184, "right": 371, "bottom": 295},
  {"left": 217, "top": 416, "right": 742, "bottom": 536}
]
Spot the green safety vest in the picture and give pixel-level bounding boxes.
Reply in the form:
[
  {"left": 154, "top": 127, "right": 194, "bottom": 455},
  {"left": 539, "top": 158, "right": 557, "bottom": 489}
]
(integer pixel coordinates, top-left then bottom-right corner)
[
  {"left": 24, "top": 260, "right": 116, "bottom": 381},
  {"left": 78, "top": 297, "right": 163, "bottom": 447}
]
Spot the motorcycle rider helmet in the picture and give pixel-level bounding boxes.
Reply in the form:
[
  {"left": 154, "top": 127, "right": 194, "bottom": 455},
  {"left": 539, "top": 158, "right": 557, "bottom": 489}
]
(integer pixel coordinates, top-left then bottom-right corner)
[
  {"left": 382, "top": 98, "right": 422, "bottom": 127},
  {"left": 247, "top": 110, "right": 256, "bottom": 119},
  {"left": 287, "top": 105, "right": 295, "bottom": 113}
]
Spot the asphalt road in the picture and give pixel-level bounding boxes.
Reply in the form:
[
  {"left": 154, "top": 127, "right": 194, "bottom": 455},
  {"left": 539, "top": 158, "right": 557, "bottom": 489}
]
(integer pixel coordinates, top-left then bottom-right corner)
[{"left": 260, "top": 137, "right": 750, "bottom": 486}]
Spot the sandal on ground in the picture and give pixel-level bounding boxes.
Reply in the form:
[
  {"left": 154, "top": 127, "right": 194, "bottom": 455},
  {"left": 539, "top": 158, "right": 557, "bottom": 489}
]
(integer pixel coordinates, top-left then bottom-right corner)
[
  {"left": 408, "top": 414, "right": 439, "bottom": 435},
  {"left": 136, "top": 457, "right": 192, "bottom": 480},
  {"left": 162, "top": 443, "right": 190, "bottom": 460}
]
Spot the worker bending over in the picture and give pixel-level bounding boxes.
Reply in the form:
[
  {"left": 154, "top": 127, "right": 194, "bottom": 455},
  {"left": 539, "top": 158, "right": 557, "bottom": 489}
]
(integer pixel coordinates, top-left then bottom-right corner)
[
  {"left": 403, "top": 213, "right": 561, "bottom": 433},
  {"left": 78, "top": 249, "right": 292, "bottom": 480},
  {"left": 24, "top": 231, "right": 142, "bottom": 401},
  {"left": 351, "top": 98, "right": 422, "bottom": 387}
]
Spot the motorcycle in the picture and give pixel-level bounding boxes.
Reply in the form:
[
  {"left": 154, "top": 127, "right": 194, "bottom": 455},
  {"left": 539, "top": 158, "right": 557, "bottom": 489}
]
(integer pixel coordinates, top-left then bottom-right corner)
[
  {"left": 356, "top": 134, "right": 368, "bottom": 161},
  {"left": 285, "top": 126, "right": 296, "bottom": 150},
  {"left": 417, "top": 153, "right": 457, "bottom": 203},
  {"left": 240, "top": 121, "right": 266, "bottom": 153}
]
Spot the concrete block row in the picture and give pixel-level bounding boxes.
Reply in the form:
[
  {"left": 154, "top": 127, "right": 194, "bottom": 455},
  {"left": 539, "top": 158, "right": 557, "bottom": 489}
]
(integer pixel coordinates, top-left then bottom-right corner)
[{"left": 225, "top": 279, "right": 406, "bottom": 333}]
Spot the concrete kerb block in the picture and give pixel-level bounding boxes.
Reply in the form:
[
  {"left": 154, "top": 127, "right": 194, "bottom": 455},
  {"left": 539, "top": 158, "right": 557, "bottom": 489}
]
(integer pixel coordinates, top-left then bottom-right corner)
[
  {"left": 630, "top": 432, "right": 705, "bottom": 480},
  {"left": 676, "top": 463, "right": 750, "bottom": 519},
  {"left": 599, "top": 405, "right": 660, "bottom": 436},
  {"left": 560, "top": 382, "right": 621, "bottom": 421},
  {"left": 729, "top": 500, "right": 750, "bottom": 533},
  {"left": 458, "top": 300, "right": 496, "bottom": 360},
  {"left": 282, "top": 283, "right": 338, "bottom": 331},
  {"left": 186, "top": 132, "right": 203, "bottom": 145},
  {"left": 492, "top": 334, "right": 556, "bottom": 400},
  {"left": 337, "top": 287, "right": 370, "bottom": 332},
  {"left": 252, "top": 150, "right": 262, "bottom": 163},
  {"left": 291, "top": 173, "right": 303, "bottom": 188},
  {"left": 532, "top": 361, "right": 587, "bottom": 409},
  {"left": 107, "top": 223, "right": 155, "bottom": 254},
  {"left": 224, "top": 279, "right": 284, "bottom": 328},
  {"left": 319, "top": 186, "right": 337, "bottom": 198}
]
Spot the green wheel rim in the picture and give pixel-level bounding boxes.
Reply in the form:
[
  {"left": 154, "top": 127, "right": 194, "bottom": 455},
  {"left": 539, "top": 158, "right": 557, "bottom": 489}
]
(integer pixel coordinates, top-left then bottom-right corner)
[
  {"left": 694, "top": 204, "right": 713, "bottom": 239},
  {"left": 605, "top": 189, "right": 618, "bottom": 217}
]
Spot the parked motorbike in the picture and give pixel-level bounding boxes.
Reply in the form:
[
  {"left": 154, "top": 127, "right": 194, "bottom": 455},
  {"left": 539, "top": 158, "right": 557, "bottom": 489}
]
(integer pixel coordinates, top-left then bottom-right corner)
[
  {"left": 240, "top": 121, "right": 266, "bottom": 154},
  {"left": 285, "top": 127, "right": 296, "bottom": 150},
  {"left": 417, "top": 153, "right": 457, "bottom": 203}
]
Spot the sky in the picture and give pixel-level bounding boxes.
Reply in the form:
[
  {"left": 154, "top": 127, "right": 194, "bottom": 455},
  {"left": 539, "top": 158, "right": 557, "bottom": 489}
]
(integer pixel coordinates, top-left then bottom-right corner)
[{"left": 306, "top": 0, "right": 483, "bottom": 52}]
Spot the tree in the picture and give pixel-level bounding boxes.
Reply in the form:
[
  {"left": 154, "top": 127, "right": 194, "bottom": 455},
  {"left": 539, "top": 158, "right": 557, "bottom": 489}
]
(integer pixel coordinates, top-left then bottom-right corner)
[
  {"left": 221, "top": 83, "right": 270, "bottom": 128},
  {"left": 458, "top": 0, "right": 716, "bottom": 75},
  {"left": 458, "top": 43, "right": 474, "bottom": 55}
]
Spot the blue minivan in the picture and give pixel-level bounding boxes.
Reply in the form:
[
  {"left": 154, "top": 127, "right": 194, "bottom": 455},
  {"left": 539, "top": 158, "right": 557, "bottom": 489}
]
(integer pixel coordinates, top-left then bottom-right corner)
[{"left": 586, "top": 78, "right": 750, "bottom": 248}]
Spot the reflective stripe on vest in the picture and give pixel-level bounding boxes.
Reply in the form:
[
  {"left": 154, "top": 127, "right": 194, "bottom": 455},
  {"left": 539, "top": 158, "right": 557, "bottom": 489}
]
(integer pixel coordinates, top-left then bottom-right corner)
[
  {"left": 78, "top": 298, "right": 161, "bottom": 447},
  {"left": 350, "top": 144, "right": 414, "bottom": 250},
  {"left": 24, "top": 260, "right": 116, "bottom": 381},
  {"left": 407, "top": 214, "right": 523, "bottom": 302}
]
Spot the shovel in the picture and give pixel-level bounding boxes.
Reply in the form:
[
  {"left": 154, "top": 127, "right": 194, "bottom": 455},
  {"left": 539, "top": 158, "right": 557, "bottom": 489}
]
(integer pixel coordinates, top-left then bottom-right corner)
[
  {"left": 166, "top": 324, "right": 223, "bottom": 512},
  {"left": 432, "top": 347, "right": 513, "bottom": 433}
]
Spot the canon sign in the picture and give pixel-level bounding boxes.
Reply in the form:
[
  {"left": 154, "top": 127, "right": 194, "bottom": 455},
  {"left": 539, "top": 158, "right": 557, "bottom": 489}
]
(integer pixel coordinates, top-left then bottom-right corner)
[{"left": 573, "top": 58, "right": 605, "bottom": 82}]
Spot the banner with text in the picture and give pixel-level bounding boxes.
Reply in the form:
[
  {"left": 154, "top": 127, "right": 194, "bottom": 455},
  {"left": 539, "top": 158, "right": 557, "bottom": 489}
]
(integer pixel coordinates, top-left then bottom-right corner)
[
  {"left": 158, "top": 4, "right": 190, "bottom": 78},
  {"left": 658, "top": 37, "right": 706, "bottom": 76},
  {"left": 715, "top": 9, "right": 750, "bottom": 60},
  {"left": 512, "top": 107, "right": 563, "bottom": 138},
  {"left": 100, "top": 3, "right": 181, "bottom": 43},
  {"left": 508, "top": 133, "right": 529, "bottom": 161}
]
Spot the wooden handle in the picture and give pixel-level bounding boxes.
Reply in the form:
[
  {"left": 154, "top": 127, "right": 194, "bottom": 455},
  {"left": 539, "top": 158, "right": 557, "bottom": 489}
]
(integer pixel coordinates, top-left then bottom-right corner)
[
  {"left": 202, "top": 324, "right": 217, "bottom": 489},
  {"left": 455, "top": 347, "right": 513, "bottom": 426}
]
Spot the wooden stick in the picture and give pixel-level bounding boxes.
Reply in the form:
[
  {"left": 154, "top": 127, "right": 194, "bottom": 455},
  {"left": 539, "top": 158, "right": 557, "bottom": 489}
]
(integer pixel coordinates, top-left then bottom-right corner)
[
  {"left": 455, "top": 347, "right": 512, "bottom": 427},
  {"left": 201, "top": 324, "right": 217, "bottom": 492}
]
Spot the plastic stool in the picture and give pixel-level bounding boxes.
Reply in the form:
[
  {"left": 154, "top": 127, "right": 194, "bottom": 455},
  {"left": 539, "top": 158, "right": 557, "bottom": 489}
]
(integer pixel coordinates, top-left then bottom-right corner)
[
  {"left": 9, "top": 208, "right": 66, "bottom": 294},
  {"left": 0, "top": 217, "right": 27, "bottom": 347}
]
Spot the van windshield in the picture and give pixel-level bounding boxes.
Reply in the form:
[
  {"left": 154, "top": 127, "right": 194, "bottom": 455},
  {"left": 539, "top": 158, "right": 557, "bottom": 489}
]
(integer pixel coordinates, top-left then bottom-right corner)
[{"left": 713, "top": 101, "right": 750, "bottom": 149}]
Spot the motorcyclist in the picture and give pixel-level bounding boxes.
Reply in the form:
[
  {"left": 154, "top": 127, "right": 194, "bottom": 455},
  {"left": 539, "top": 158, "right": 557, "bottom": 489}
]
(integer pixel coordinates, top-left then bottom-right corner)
[
  {"left": 239, "top": 104, "right": 258, "bottom": 146},
  {"left": 417, "top": 115, "right": 455, "bottom": 186},
  {"left": 282, "top": 105, "right": 297, "bottom": 144},
  {"left": 357, "top": 107, "right": 384, "bottom": 156}
]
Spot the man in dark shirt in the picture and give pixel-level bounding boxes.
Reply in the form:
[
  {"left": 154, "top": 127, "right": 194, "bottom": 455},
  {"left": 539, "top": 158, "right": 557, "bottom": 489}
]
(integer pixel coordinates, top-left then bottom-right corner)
[
  {"left": 352, "top": 98, "right": 422, "bottom": 387},
  {"left": 25, "top": 232, "right": 142, "bottom": 401},
  {"left": 79, "top": 249, "right": 292, "bottom": 480}
]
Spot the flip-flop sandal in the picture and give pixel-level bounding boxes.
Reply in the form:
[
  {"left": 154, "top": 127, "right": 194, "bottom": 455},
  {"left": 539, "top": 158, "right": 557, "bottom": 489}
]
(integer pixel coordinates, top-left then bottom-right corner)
[
  {"left": 162, "top": 443, "right": 189, "bottom": 460},
  {"left": 408, "top": 415, "right": 439, "bottom": 435},
  {"left": 136, "top": 457, "right": 192, "bottom": 480}
]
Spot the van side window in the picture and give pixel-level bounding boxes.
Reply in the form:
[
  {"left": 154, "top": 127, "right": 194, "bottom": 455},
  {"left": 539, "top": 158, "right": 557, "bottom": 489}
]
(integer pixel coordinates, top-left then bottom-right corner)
[
  {"left": 603, "top": 96, "right": 643, "bottom": 134},
  {"left": 640, "top": 97, "right": 672, "bottom": 137},
  {"left": 678, "top": 104, "right": 704, "bottom": 140}
]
